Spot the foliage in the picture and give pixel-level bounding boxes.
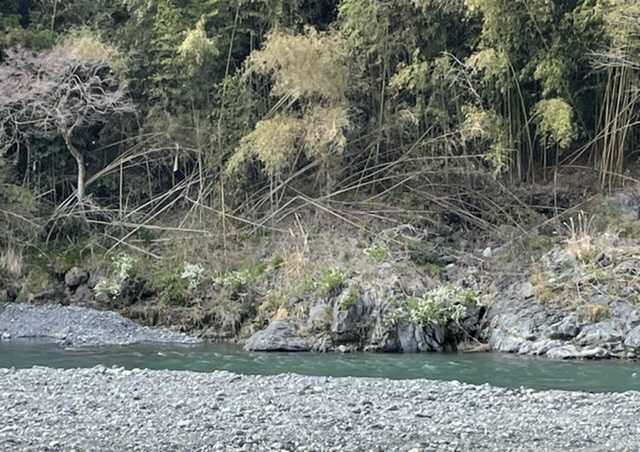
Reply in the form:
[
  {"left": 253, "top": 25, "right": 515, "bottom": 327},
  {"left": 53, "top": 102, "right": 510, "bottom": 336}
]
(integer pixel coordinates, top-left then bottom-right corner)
[
  {"left": 181, "top": 263, "right": 206, "bottom": 290},
  {"left": 150, "top": 264, "right": 188, "bottom": 305},
  {"left": 247, "top": 28, "right": 349, "bottom": 102},
  {"left": 394, "top": 285, "right": 478, "bottom": 327},
  {"left": 177, "top": 17, "right": 219, "bottom": 74},
  {"left": 318, "top": 268, "right": 347, "bottom": 298},
  {"left": 1, "top": 0, "right": 640, "bottom": 261},
  {"left": 533, "top": 99, "right": 577, "bottom": 150},
  {"left": 94, "top": 254, "right": 136, "bottom": 300},
  {"left": 364, "top": 244, "right": 390, "bottom": 264},
  {"left": 0, "top": 245, "right": 23, "bottom": 278},
  {"left": 460, "top": 105, "right": 510, "bottom": 175},
  {"left": 227, "top": 114, "right": 303, "bottom": 177},
  {"left": 217, "top": 262, "right": 268, "bottom": 293},
  {"left": 338, "top": 287, "right": 358, "bottom": 311},
  {"left": 0, "top": 33, "right": 134, "bottom": 202}
]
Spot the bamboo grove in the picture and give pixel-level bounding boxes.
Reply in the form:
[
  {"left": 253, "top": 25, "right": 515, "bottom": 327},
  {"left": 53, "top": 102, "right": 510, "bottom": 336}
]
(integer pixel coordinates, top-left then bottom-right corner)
[{"left": 1, "top": 0, "right": 640, "bottom": 242}]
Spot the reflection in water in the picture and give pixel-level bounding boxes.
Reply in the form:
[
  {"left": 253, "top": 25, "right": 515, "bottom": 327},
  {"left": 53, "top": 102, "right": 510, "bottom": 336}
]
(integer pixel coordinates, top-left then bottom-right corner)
[{"left": 1, "top": 340, "right": 639, "bottom": 393}]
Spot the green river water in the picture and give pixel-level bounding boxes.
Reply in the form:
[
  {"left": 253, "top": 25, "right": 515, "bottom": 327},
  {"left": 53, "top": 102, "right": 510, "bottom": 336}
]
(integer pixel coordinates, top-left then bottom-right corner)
[{"left": 1, "top": 341, "right": 639, "bottom": 392}]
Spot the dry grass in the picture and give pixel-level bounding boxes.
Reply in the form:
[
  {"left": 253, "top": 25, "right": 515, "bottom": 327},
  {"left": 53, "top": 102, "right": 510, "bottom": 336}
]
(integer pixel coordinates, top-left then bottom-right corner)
[
  {"left": 281, "top": 216, "right": 310, "bottom": 283},
  {"left": 0, "top": 246, "right": 24, "bottom": 278},
  {"left": 564, "top": 211, "right": 597, "bottom": 262},
  {"left": 577, "top": 304, "right": 611, "bottom": 322}
]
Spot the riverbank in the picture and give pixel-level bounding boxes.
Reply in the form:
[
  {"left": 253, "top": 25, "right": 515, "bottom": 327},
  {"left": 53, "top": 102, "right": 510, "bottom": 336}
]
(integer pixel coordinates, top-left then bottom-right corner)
[
  {"left": 4, "top": 190, "right": 640, "bottom": 360},
  {"left": 1, "top": 367, "right": 638, "bottom": 451}
]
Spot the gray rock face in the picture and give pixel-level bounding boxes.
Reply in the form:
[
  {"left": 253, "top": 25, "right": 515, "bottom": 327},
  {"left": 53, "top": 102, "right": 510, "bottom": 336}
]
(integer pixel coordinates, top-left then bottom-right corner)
[
  {"left": 611, "top": 301, "right": 640, "bottom": 331},
  {"left": 624, "top": 325, "right": 640, "bottom": 350},
  {"left": 0, "top": 303, "right": 199, "bottom": 347},
  {"left": 244, "top": 320, "right": 310, "bottom": 352},
  {"left": 331, "top": 290, "right": 370, "bottom": 344},
  {"left": 487, "top": 277, "right": 640, "bottom": 359},
  {"left": 519, "top": 339, "right": 563, "bottom": 356},
  {"left": 306, "top": 301, "right": 331, "bottom": 331},
  {"left": 575, "top": 322, "right": 623, "bottom": 347},
  {"left": 395, "top": 320, "right": 445, "bottom": 352},
  {"left": 547, "top": 315, "right": 581, "bottom": 340},
  {"left": 64, "top": 267, "right": 89, "bottom": 289}
]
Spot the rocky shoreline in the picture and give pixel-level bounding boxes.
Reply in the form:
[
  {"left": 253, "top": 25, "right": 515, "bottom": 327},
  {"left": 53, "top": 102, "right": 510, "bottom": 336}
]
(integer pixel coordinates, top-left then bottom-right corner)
[{"left": 0, "top": 367, "right": 639, "bottom": 451}]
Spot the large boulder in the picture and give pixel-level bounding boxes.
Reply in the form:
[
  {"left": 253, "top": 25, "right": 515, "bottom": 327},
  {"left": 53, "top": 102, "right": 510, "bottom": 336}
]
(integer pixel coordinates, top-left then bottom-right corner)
[
  {"left": 65, "top": 267, "right": 89, "bottom": 289},
  {"left": 244, "top": 320, "right": 310, "bottom": 352}
]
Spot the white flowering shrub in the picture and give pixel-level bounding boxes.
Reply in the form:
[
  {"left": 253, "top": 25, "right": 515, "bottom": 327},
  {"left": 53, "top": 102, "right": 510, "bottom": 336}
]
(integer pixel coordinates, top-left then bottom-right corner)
[
  {"left": 181, "top": 263, "right": 205, "bottom": 290},
  {"left": 94, "top": 253, "right": 136, "bottom": 300},
  {"left": 113, "top": 254, "right": 135, "bottom": 281},
  {"left": 94, "top": 278, "right": 121, "bottom": 299}
]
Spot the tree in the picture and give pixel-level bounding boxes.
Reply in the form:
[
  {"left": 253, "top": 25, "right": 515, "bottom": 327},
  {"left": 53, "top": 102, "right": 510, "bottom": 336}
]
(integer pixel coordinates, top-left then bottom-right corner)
[{"left": 0, "top": 33, "right": 135, "bottom": 204}]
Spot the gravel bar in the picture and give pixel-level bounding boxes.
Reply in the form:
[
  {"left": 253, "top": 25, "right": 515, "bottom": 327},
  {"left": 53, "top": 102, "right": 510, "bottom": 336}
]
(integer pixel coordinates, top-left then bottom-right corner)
[
  {"left": 0, "top": 304, "right": 200, "bottom": 346},
  {"left": 1, "top": 367, "right": 639, "bottom": 451}
]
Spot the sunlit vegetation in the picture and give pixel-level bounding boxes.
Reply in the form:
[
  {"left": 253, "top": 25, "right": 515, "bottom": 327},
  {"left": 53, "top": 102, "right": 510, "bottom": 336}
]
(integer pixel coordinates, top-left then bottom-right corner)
[{"left": 1, "top": 0, "right": 640, "bottom": 282}]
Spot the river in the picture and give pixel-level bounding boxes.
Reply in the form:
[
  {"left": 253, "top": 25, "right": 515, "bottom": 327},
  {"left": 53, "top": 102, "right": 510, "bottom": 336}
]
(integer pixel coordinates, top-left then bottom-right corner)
[{"left": 1, "top": 340, "right": 639, "bottom": 392}]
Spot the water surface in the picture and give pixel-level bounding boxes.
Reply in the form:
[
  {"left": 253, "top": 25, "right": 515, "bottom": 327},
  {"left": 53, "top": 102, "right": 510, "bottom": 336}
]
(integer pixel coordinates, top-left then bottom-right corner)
[{"left": 1, "top": 340, "right": 639, "bottom": 393}]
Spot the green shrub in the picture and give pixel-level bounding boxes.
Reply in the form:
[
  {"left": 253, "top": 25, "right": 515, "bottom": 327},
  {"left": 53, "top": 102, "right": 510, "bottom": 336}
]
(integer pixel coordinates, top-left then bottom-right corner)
[
  {"left": 217, "top": 260, "right": 270, "bottom": 293},
  {"left": 394, "top": 285, "right": 478, "bottom": 327},
  {"left": 318, "top": 268, "right": 347, "bottom": 298},
  {"left": 156, "top": 272, "right": 188, "bottom": 305},
  {"left": 364, "top": 244, "right": 389, "bottom": 263}
]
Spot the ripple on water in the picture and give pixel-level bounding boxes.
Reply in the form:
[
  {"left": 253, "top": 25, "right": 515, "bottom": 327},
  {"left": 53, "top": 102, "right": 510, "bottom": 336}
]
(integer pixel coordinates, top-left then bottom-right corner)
[{"left": 1, "top": 341, "right": 640, "bottom": 393}]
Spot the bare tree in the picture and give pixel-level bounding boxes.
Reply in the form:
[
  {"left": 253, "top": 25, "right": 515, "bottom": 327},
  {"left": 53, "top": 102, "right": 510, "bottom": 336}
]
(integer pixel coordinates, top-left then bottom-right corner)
[{"left": 0, "top": 41, "right": 135, "bottom": 203}]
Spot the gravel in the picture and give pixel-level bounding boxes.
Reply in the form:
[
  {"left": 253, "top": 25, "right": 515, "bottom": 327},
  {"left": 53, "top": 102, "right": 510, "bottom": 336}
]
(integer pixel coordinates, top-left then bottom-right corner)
[
  {"left": 0, "top": 303, "right": 200, "bottom": 346},
  {"left": 1, "top": 367, "right": 639, "bottom": 451}
]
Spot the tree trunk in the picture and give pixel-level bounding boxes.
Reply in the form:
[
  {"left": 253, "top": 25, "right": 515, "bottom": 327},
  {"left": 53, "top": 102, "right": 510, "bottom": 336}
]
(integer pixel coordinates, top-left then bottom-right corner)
[
  {"left": 64, "top": 132, "right": 86, "bottom": 204},
  {"left": 76, "top": 155, "right": 86, "bottom": 203}
]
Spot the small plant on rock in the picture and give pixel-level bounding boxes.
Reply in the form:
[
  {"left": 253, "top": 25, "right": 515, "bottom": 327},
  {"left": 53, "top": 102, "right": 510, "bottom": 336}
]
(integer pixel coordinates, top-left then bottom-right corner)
[
  {"left": 338, "top": 287, "right": 358, "bottom": 311},
  {"left": 319, "top": 268, "right": 347, "bottom": 298},
  {"left": 577, "top": 304, "right": 611, "bottom": 322}
]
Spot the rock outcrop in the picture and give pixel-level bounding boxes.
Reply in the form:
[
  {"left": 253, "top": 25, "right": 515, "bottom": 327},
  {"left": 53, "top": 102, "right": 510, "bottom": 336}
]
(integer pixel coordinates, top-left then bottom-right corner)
[
  {"left": 244, "top": 320, "right": 310, "bottom": 352},
  {"left": 245, "top": 262, "right": 486, "bottom": 353},
  {"left": 485, "top": 280, "right": 640, "bottom": 359}
]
